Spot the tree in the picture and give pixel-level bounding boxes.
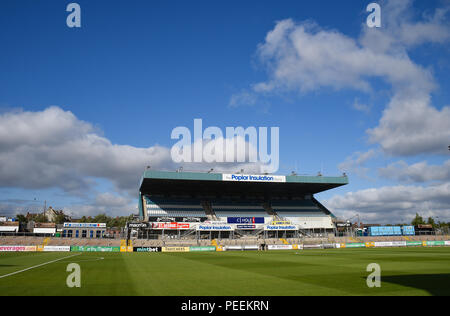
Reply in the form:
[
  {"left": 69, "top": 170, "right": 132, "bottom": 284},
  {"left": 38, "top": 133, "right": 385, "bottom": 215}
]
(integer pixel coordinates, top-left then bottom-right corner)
[
  {"left": 34, "top": 213, "right": 48, "bottom": 223},
  {"left": 15, "top": 214, "right": 28, "bottom": 224},
  {"left": 54, "top": 212, "right": 67, "bottom": 225},
  {"left": 427, "top": 217, "right": 436, "bottom": 228},
  {"left": 411, "top": 213, "right": 425, "bottom": 226}
]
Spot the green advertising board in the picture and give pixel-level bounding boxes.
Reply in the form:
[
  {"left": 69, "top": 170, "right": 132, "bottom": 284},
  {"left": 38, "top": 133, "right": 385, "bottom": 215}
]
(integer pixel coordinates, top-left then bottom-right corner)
[
  {"left": 425, "top": 241, "right": 445, "bottom": 246},
  {"left": 71, "top": 246, "right": 120, "bottom": 252},
  {"left": 189, "top": 246, "right": 216, "bottom": 252},
  {"left": 345, "top": 243, "right": 366, "bottom": 248},
  {"left": 406, "top": 241, "right": 422, "bottom": 246}
]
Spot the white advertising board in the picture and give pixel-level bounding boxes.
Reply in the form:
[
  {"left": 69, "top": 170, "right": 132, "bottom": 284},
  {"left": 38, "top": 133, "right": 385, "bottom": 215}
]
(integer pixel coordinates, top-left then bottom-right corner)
[
  {"left": 33, "top": 228, "right": 56, "bottom": 234},
  {"left": 222, "top": 174, "right": 286, "bottom": 183},
  {"left": 43, "top": 246, "right": 71, "bottom": 252},
  {"left": 268, "top": 245, "right": 293, "bottom": 250},
  {"left": 374, "top": 241, "right": 407, "bottom": 247}
]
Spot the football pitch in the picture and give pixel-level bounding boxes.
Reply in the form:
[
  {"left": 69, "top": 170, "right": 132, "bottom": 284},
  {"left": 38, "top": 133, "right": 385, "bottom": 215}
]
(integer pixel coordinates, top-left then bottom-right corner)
[{"left": 0, "top": 247, "right": 449, "bottom": 296}]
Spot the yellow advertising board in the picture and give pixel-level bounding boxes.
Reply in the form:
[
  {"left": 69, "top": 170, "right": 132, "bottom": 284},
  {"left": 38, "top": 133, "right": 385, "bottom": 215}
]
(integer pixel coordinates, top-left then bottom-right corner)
[
  {"left": 270, "top": 221, "right": 291, "bottom": 225},
  {"left": 161, "top": 247, "right": 190, "bottom": 253}
]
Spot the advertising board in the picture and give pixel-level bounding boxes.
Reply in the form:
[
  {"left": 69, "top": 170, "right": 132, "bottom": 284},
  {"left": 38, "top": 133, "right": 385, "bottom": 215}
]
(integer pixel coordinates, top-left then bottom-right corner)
[
  {"left": 227, "top": 217, "right": 264, "bottom": 224},
  {"left": 151, "top": 222, "right": 192, "bottom": 230},
  {"left": 190, "top": 246, "right": 216, "bottom": 252},
  {"left": 264, "top": 225, "right": 297, "bottom": 231},
  {"left": 43, "top": 246, "right": 70, "bottom": 252},
  {"left": 344, "top": 243, "right": 366, "bottom": 248},
  {"left": 161, "top": 247, "right": 190, "bottom": 252},
  {"left": 222, "top": 174, "right": 286, "bottom": 183},
  {"left": 268, "top": 245, "right": 293, "bottom": 250},
  {"left": 0, "top": 245, "right": 36, "bottom": 252},
  {"left": 70, "top": 246, "right": 120, "bottom": 252},
  {"left": 196, "top": 225, "right": 233, "bottom": 231},
  {"left": 133, "top": 247, "right": 161, "bottom": 252}
]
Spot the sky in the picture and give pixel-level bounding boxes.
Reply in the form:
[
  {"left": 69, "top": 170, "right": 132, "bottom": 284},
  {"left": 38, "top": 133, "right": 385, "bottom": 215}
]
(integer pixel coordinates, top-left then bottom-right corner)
[{"left": 0, "top": 0, "right": 449, "bottom": 223}]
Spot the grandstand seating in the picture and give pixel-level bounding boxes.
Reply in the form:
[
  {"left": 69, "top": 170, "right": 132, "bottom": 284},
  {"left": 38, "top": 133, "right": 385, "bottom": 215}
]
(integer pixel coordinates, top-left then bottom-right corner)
[
  {"left": 270, "top": 199, "right": 322, "bottom": 213},
  {"left": 144, "top": 196, "right": 207, "bottom": 218},
  {"left": 211, "top": 200, "right": 270, "bottom": 219}
]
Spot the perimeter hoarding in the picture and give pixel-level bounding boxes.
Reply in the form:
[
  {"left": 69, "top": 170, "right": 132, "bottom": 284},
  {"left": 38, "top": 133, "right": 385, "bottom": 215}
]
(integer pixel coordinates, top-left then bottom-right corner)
[
  {"left": 162, "top": 247, "right": 190, "bottom": 252},
  {"left": 268, "top": 245, "right": 293, "bottom": 250},
  {"left": 406, "top": 241, "right": 423, "bottom": 246},
  {"left": 344, "top": 243, "right": 366, "bottom": 248},
  {"left": 374, "top": 241, "right": 407, "bottom": 247},
  {"left": 189, "top": 246, "right": 216, "bottom": 252},
  {"left": 425, "top": 241, "right": 446, "bottom": 246},
  {"left": 0, "top": 246, "right": 36, "bottom": 252},
  {"left": 133, "top": 247, "right": 161, "bottom": 252},
  {"left": 71, "top": 246, "right": 120, "bottom": 252},
  {"left": 43, "top": 246, "right": 70, "bottom": 252}
]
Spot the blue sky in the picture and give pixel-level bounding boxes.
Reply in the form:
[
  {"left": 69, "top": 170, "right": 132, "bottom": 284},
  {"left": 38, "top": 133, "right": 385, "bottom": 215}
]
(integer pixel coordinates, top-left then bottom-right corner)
[{"left": 0, "top": 0, "right": 449, "bottom": 223}]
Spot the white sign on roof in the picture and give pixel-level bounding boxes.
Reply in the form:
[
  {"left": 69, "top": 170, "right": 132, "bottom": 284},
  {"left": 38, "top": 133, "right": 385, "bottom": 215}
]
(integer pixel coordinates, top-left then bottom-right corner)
[
  {"left": 63, "top": 223, "right": 106, "bottom": 228},
  {"left": 222, "top": 174, "right": 286, "bottom": 183}
]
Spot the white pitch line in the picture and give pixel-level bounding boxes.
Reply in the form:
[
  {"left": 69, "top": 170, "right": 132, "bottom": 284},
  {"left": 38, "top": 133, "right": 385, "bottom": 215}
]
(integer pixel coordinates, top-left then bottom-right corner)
[{"left": 0, "top": 253, "right": 81, "bottom": 279}]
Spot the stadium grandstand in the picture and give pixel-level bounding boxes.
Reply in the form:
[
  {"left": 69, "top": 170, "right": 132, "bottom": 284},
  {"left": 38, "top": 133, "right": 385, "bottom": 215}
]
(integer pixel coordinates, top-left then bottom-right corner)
[{"left": 132, "top": 170, "right": 348, "bottom": 241}]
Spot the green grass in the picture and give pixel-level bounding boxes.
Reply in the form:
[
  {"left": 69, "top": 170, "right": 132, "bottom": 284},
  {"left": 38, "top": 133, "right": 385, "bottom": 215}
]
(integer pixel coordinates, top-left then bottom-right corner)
[{"left": 1, "top": 247, "right": 449, "bottom": 296}]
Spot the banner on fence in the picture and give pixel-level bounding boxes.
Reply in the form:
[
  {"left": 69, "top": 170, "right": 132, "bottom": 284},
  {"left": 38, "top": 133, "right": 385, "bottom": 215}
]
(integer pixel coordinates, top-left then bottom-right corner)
[
  {"left": 43, "top": 246, "right": 70, "bottom": 252},
  {"left": 133, "top": 247, "right": 161, "bottom": 252},
  {"left": 425, "top": 241, "right": 445, "bottom": 246},
  {"left": 406, "top": 241, "right": 422, "bottom": 247},
  {"left": 189, "top": 246, "right": 216, "bottom": 252},
  {"left": 374, "top": 241, "right": 407, "bottom": 247},
  {"left": 268, "top": 245, "right": 293, "bottom": 250},
  {"left": 303, "top": 244, "right": 322, "bottom": 249},
  {"left": 0, "top": 245, "right": 36, "bottom": 252},
  {"left": 345, "top": 243, "right": 366, "bottom": 248},
  {"left": 71, "top": 246, "right": 120, "bottom": 252},
  {"left": 224, "top": 245, "right": 242, "bottom": 251},
  {"left": 161, "top": 247, "right": 190, "bottom": 252}
]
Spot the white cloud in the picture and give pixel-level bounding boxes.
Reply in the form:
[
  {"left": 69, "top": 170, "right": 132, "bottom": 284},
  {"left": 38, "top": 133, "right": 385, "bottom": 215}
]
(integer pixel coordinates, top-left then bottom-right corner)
[
  {"left": 253, "top": 18, "right": 435, "bottom": 95},
  {"left": 0, "top": 107, "right": 267, "bottom": 217},
  {"left": 0, "top": 106, "right": 174, "bottom": 195},
  {"left": 237, "top": 0, "right": 450, "bottom": 157},
  {"left": 360, "top": 0, "right": 450, "bottom": 52},
  {"left": 338, "top": 149, "right": 377, "bottom": 178},
  {"left": 352, "top": 98, "right": 371, "bottom": 113},
  {"left": 228, "top": 90, "right": 258, "bottom": 108},
  {"left": 367, "top": 92, "right": 450, "bottom": 156},
  {"left": 379, "top": 159, "right": 450, "bottom": 183},
  {"left": 325, "top": 182, "right": 450, "bottom": 223}
]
